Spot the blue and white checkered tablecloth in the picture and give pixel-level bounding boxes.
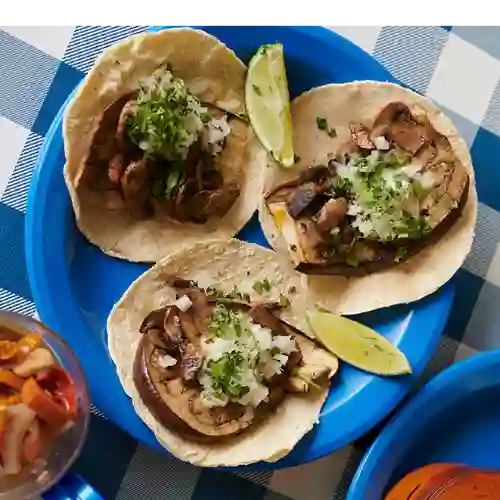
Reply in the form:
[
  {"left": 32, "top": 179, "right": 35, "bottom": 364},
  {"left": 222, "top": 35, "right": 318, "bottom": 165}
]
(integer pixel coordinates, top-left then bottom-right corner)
[{"left": 0, "top": 25, "right": 499, "bottom": 500}]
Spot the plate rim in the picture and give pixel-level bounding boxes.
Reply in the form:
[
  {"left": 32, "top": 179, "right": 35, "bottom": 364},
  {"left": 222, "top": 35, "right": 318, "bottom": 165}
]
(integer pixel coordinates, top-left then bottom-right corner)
[
  {"left": 25, "top": 25, "right": 456, "bottom": 469},
  {"left": 347, "top": 350, "right": 500, "bottom": 499}
]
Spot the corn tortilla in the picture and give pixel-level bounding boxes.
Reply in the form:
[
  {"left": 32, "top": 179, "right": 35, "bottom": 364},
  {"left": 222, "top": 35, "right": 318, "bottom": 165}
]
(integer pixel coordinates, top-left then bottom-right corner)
[
  {"left": 63, "top": 27, "right": 267, "bottom": 263},
  {"left": 107, "top": 238, "right": 340, "bottom": 467},
  {"left": 259, "top": 81, "right": 477, "bottom": 315}
]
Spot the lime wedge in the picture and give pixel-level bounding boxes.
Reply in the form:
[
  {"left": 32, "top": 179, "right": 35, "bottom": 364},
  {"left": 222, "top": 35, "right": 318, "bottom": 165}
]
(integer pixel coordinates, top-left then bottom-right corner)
[
  {"left": 246, "top": 43, "right": 294, "bottom": 167},
  {"left": 307, "top": 311, "right": 412, "bottom": 376}
]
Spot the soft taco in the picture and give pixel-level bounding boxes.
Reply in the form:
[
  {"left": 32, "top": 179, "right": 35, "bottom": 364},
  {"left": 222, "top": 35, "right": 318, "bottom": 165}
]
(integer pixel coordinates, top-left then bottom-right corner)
[
  {"left": 107, "top": 238, "right": 339, "bottom": 467},
  {"left": 63, "top": 28, "right": 267, "bottom": 262},
  {"left": 259, "top": 81, "right": 477, "bottom": 315}
]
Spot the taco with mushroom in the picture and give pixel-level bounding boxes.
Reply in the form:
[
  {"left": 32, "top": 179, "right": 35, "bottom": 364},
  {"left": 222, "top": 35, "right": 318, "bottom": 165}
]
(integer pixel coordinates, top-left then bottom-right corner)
[
  {"left": 259, "top": 81, "right": 477, "bottom": 315},
  {"left": 107, "top": 238, "right": 339, "bottom": 467},
  {"left": 63, "top": 28, "right": 267, "bottom": 262}
]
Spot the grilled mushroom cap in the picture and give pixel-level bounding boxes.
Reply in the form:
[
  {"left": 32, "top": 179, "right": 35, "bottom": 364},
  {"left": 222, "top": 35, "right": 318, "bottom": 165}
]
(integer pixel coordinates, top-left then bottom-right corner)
[
  {"left": 132, "top": 283, "right": 337, "bottom": 442},
  {"left": 266, "top": 101, "right": 470, "bottom": 276},
  {"left": 133, "top": 337, "right": 255, "bottom": 442}
]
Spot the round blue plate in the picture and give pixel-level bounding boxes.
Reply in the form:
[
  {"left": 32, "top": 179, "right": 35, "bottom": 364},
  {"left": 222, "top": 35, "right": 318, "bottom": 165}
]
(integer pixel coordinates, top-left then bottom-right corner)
[
  {"left": 25, "top": 26, "right": 455, "bottom": 469},
  {"left": 347, "top": 350, "right": 500, "bottom": 499}
]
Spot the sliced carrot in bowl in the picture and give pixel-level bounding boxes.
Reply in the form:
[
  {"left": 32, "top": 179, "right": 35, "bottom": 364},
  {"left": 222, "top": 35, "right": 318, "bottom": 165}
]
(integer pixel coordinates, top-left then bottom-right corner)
[
  {"left": 20, "top": 378, "right": 69, "bottom": 427},
  {"left": 0, "top": 370, "right": 25, "bottom": 391}
]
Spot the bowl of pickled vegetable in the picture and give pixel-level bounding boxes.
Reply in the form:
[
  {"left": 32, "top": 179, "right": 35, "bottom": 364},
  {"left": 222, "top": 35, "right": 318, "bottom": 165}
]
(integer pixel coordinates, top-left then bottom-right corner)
[{"left": 0, "top": 311, "right": 90, "bottom": 499}]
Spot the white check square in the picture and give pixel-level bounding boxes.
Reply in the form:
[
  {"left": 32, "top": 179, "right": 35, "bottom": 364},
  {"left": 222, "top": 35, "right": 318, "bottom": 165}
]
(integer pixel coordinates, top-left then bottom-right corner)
[
  {"left": 0, "top": 26, "right": 75, "bottom": 60},
  {"left": 427, "top": 33, "right": 500, "bottom": 125},
  {"left": 0, "top": 117, "right": 29, "bottom": 199},
  {"left": 328, "top": 26, "right": 383, "bottom": 55}
]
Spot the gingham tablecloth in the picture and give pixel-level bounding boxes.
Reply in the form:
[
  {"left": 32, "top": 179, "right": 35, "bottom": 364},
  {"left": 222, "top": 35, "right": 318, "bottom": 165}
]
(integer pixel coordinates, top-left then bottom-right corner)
[{"left": 0, "top": 25, "right": 498, "bottom": 500}]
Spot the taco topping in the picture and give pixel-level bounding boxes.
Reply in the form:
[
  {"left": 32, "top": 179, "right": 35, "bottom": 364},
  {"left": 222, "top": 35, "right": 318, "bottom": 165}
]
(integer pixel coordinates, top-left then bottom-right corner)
[
  {"left": 83, "top": 66, "right": 240, "bottom": 224},
  {"left": 133, "top": 279, "right": 338, "bottom": 442},
  {"left": 265, "top": 102, "right": 469, "bottom": 276}
]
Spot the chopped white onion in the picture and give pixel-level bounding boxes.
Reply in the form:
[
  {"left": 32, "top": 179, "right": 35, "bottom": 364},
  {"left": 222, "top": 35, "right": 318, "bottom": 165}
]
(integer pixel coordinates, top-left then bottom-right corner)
[
  {"left": 174, "top": 295, "right": 193, "bottom": 312},
  {"left": 374, "top": 136, "right": 390, "bottom": 150},
  {"left": 158, "top": 355, "right": 178, "bottom": 368}
]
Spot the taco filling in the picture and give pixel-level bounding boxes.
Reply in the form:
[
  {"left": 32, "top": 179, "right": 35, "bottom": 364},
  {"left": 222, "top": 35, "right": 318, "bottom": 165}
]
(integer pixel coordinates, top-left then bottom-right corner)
[
  {"left": 83, "top": 66, "right": 240, "bottom": 223},
  {"left": 265, "top": 102, "right": 470, "bottom": 276},
  {"left": 133, "top": 278, "right": 338, "bottom": 443}
]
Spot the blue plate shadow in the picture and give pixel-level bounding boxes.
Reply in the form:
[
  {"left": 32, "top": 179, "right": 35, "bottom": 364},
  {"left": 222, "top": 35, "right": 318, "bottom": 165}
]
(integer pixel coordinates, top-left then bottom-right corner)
[
  {"left": 25, "top": 26, "right": 455, "bottom": 469},
  {"left": 347, "top": 350, "right": 500, "bottom": 499}
]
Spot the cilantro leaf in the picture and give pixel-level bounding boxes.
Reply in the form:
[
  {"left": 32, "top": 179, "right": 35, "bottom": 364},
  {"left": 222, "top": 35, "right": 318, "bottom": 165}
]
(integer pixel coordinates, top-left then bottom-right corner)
[{"left": 316, "top": 117, "right": 328, "bottom": 130}]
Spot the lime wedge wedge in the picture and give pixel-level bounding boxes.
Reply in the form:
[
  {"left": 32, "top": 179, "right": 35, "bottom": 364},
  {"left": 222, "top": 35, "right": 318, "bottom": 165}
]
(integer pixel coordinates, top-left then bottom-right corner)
[
  {"left": 245, "top": 43, "right": 294, "bottom": 167},
  {"left": 307, "top": 311, "right": 412, "bottom": 376}
]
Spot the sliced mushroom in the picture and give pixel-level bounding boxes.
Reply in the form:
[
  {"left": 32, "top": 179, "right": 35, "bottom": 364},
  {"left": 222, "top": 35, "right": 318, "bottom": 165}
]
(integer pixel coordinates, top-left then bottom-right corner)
[
  {"left": 133, "top": 286, "right": 342, "bottom": 444},
  {"left": 264, "top": 165, "right": 332, "bottom": 201},
  {"left": 121, "top": 158, "right": 154, "bottom": 219},
  {"left": 179, "top": 343, "right": 203, "bottom": 382},
  {"left": 178, "top": 310, "right": 201, "bottom": 344},
  {"left": 173, "top": 179, "right": 199, "bottom": 222},
  {"left": 82, "top": 93, "right": 136, "bottom": 195},
  {"left": 249, "top": 305, "right": 288, "bottom": 336},
  {"left": 184, "top": 289, "right": 214, "bottom": 334},
  {"left": 297, "top": 220, "right": 328, "bottom": 263},
  {"left": 164, "top": 276, "right": 199, "bottom": 289},
  {"left": 286, "top": 182, "right": 324, "bottom": 219},
  {"left": 190, "top": 184, "right": 240, "bottom": 223},
  {"left": 133, "top": 337, "right": 255, "bottom": 442},
  {"left": 371, "top": 102, "right": 408, "bottom": 139},
  {"left": 349, "top": 124, "right": 374, "bottom": 150},
  {"left": 140, "top": 306, "right": 169, "bottom": 334},
  {"left": 107, "top": 154, "right": 127, "bottom": 185},
  {"left": 313, "top": 198, "right": 347, "bottom": 234},
  {"left": 116, "top": 100, "right": 137, "bottom": 148},
  {"left": 205, "top": 183, "right": 240, "bottom": 217},
  {"left": 287, "top": 335, "right": 339, "bottom": 393},
  {"left": 163, "top": 308, "right": 184, "bottom": 347},
  {"left": 372, "top": 102, "right": 434, "bottom": 155}
]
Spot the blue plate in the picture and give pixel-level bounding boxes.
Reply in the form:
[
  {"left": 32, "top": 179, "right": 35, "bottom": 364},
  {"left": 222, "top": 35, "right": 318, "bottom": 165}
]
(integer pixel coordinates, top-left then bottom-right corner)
[
  {"left": 25, "top": 26, "right": 455, "bottom": 469},
  {"left": 347, "top": 350, "right": 500, "bottom": 499}
]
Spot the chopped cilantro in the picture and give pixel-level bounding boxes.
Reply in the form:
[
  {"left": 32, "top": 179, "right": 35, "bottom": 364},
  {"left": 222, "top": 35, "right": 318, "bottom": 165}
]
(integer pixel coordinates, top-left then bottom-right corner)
[
  {"left": 206, "top": 285, "right": 251, "bottom": 303},
  {"left": 293, "top": 370, "right": 322, "bottom": 390},
  {"left": 345, "top": 253, "right": 360, "bottom": 267},
  {"left": 394, "top": 214, "right": 429, "bottom": 240},
  {"left": 126, "top": 70, "right": 203, "bottom": 162},
  {"left": 288, "top": 285, "right": 297, "bottom": 294},
  {"left": 252, "top": 278, "right": 272, "bottom": 294},
  {"left": 253, "top": 84, "right": 262, "bottom": 96},
  {"left": 316, "top": 117, "right": 328, "bottom": 131},
  {"left": 394, "top": 246, "right": 408, "bottom": 262},
  {"left": 279, "top": 294, "right": 291, "bottom": 307},
  {"left": 323, "top": 246, "right": 337, "bottom": 258},
  {"left": 207, "top": 352, "right": 247, "bottom": 398},
  {"left": 317, "top": 306, "right": 331, "bottom": 313},
  {"left": 208, "top": 304, "right": 242, "bottom": 338},
  {"left": 294, "top": 154, "right": 301, "bottom": 163},
  {"left": 328, "top": 176, "right": 352, "bottom": 196},
  {"left": 327, "top": 128, "right": 337, "bottom": 138},
  {"left": 411, "top": 180, "right": 425, "bottom": 199},
  {"left": 200, "top": 112, "right": 211, "bottom": 124},
  {"left": 163, "top": 166, "right": 186, "bottom": 200}
]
